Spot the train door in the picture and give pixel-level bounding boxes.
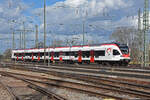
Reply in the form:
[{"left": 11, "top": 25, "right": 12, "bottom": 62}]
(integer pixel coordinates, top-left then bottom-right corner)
[
  {"left": 78, "top": 50, "right": 82, "bottom": 62},
  {"left": 32, "top": 53, "right": 34, "bottom": 61},
  {"left": 51, "top": 52, "right": 54, "bottom": 62},
  {"left": 113, "top": 49, "right": 120, "bottom": 60},
  {"left": 90, "top": 50, "right": 94, "bottom": 63},
  {"left": 38, "top": 53, "right": 40, "bottom": 61},
  {"left": 22, "top": 53, "right": 24, "bottom": 61},
  {"left": 59, "top": 51, "right": 63, "bottom": 62},
  {"left": 17, "top": 53, "right": 19, "bottom": 61}
]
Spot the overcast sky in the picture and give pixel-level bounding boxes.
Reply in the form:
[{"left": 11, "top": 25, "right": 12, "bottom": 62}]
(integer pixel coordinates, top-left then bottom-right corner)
[{"left": 0, "top": 0, "right": 145, "bottom": 53}]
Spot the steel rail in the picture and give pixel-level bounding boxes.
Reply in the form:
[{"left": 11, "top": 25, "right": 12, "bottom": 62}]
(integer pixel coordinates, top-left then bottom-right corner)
[
  {"left": 0, "top": 70, "right": 150, "bottom": 99},
  {"left": 0, "top": 80, "right": 18, "bottom": 100},
  {"left": 0, "top": 71, "right": 131, "bottom": 100},
  {"left": 0, "top": 72, "right": 66, "bottom": 100},
  {"left": 5, "top": 63, "right": 150, "bottom": 79}
]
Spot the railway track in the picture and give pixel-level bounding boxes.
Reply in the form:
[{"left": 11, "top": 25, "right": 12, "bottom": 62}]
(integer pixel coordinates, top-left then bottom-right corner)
[
  {"left": 0, "top": 70, "right": 149, "bottom": 100},
  {"left": 7, "top": 63, "right": 150, "bottom": 80},
  {"left": 2, "top": 62, "right": 150, "bottom": 75},
  {"left": 0, "top": 80, "right": 18, "bottom": 100},
  {"left": 46, "top": 63, "right": 150, "bottom": 74},
  {"left": 1, "top": 63, "right": 150, "bottom": 99},
  {"left": 0, "top": 71, "right": 66, "bottom": 100}
]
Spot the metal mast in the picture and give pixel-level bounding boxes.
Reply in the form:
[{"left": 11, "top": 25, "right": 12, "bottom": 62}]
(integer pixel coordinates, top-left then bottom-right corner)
[
  {"left": 20, "top": 32, "right": 22, "bottom": 49},
  {"left": 143, "top": 0, "right": 149, "bottom": 67},
  {"left": 82, "top": 20, "right": 85, "bottom": 45},
  {"left": 138, "top": 8, "right": 141, "bottom": 31},
  {"left": 23, "top": 22, "right": 26, "bottom": 49},
  {"left": 35, "top": 25, "right": 39, "bottom": 48},
  {"left": 138, "top": 8, "right": 143, "bottom": 65},
  {"left": 12, "top": 31, "right": 15, "bottom": 49},
  {"left": 44, "top": 0, "right": 47, "bottom": 64}
]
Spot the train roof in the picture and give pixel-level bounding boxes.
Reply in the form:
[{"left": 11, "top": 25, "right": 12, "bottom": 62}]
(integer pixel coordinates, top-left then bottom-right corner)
[{"left": 12, "top": 42, "right": 128, "bottom": 51}]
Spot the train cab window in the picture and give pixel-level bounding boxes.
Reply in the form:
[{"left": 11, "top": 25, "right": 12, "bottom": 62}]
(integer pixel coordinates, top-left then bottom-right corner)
[{"left": 113, "top": 50, "right": 120, "bottom": 55}]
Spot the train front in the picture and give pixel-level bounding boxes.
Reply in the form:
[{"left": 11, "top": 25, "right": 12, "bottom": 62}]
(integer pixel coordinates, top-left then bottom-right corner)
[{"left": 119, "top": 44, "right": 131, "bottom": 65}]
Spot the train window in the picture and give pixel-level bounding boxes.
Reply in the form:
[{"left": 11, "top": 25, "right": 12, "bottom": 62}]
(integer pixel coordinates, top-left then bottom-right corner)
[
  {"left": 14, "top": 53, "right": 17, "bottom": 56},
  {"left": 69, "top": 52, "right": 75, "bottom": 56},
  {"left": 95, "top": 51, "right": 105, "bottom": 57},
  {"left": 62, "top": 51, "right": 77, "bottom": 56},
  {"left": 74, "top": 51, "right": 78, "bottom": 57},
  {"left": 33, "top": 53, "right": 38, "bottom": 57},
  {"left": 46, "top": 52, "right": 48, "bottom": 56},
  {"left": 82, "top": 51, "right": 90, "bottom": 58},
  {"left": 25, "top": 53, "right": 32, "bottom": 56},
  {"left": 18, "top": 53, "right": 22, "bottom": 57},
  {"left": 113, "top": 50, "right": 120, "bottom": 55},
  {"left": 40, "top": 53, "right": 44, "bottom": 57},
  {"left": 64, "top": 52, "right": 69, "bottom": 56},
  {"left": 61, "top": 52, "right": 65, "bottom": 56},
  {"left": 54, "top": 52, "right": 59, "bottom": 57}
]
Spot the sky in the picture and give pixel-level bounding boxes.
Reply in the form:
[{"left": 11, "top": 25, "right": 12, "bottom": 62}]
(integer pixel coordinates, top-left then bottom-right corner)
[{"left": 0, "top": 0, "right": 146, "bottom": 53}]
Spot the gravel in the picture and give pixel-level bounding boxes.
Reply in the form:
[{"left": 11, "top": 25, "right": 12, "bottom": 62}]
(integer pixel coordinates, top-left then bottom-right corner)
[
  {"left": 0, "top": 85, "right": 11, "bottom": 100},
  {"left": 47, "top": 86, "right": 103, "bottom": 100}
]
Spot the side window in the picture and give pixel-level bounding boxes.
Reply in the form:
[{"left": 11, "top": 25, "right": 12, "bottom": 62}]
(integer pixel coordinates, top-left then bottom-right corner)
[
  {"left": 95, "top": 51, "right": 105, "bottom": 58},
  {"left": 74, "top": 51, "right": 78, "bottom": 57},
  {"left": 82, "top": 51, "right": 90, "bottom": 58},
  {"left": 33, "top": 53, "right": 38, "bottom": 57},
  {"left": 14, "top": 53, "right": 17, "bottom": 56},
  {"left": 54, "top": 52, "right": 59, "bottom": 57},
  {"left": 113, "top": 50, "right": 120, "bottom": 55}
]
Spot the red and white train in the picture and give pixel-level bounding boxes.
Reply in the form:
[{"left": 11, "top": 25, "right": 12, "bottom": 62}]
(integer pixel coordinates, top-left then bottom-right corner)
[{"left": 11, "top": 43, "right": 131, "bottom": 66}]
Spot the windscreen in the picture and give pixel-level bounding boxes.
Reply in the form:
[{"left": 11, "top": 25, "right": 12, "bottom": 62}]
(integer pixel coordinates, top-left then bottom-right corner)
[{"left": 120, "top": 46, "right": 129, "bottom": 54}]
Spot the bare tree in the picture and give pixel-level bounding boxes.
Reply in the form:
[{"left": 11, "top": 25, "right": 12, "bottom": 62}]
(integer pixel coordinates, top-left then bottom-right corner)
[{"left": 110, "top": 27, "right": 141, "bottom": 63}]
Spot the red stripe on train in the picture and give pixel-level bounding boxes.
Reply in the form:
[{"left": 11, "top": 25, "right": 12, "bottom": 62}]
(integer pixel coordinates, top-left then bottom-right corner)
[{"left": 123, "top": 54, "right": 130, "bottom": 57}]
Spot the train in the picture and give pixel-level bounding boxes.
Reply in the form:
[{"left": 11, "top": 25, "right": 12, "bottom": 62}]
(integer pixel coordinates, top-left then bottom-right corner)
[{"left": 11, "top": 42, "right": 131, "bottom": 66}]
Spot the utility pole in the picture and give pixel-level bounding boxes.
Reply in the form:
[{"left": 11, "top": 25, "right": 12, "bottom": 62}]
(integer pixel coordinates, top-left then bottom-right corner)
[
  {"left": 138, "top": 8, "right": 143, "bottom": 65},
  {"left": 44, "top": 0, "right": 47, "bottom": 64},
  {"left": 35, "top": 25, "right": 39, "bottom": 48},
  {"left": 23, "top": 22, "right": 26, "bottom": 49},
  {"left": 22, "top": 32, "right": 24, "bottom": 49},
  {"left": 12, "top": 31, "right": 15, "bottom": 49},
  {"left": 20, "top": 32, "right": 22, "bottom": 49},
  {"left": 143, "top": 0, "right": 149, "bottom": 67},
  {"left": 82, "top": 20, "right": 85, "bottom": 45},
  {"left": 138, "top": 9, "right": 141, "bottom": 31},
  {"left": 16, "top": 28, "right": 33, "bottom": 49}
]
